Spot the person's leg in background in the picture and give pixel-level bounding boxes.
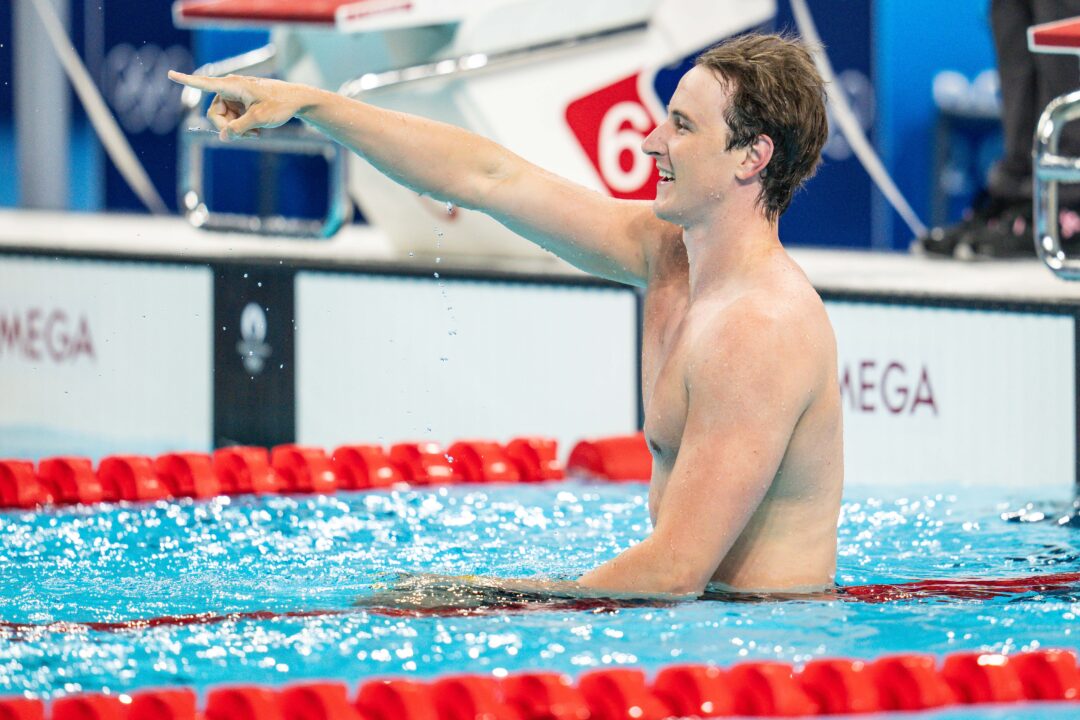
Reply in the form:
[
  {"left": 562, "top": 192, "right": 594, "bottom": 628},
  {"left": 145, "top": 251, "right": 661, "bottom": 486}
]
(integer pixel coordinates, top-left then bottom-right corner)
[
  {"left": 922, "top": 0, "right": 1080, "bottom": 258},
  {"left": 971, "top": 0, "right": 1080, "bottom": 256}
]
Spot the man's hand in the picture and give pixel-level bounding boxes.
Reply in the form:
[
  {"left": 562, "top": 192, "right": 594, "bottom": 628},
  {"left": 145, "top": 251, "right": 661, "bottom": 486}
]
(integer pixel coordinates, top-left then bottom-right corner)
[
  {"left": 167, "top": 71, "right": 319, "bottom": 141},
  {"left": 354, "top": 573, "right": 691, "bottom": 614}
]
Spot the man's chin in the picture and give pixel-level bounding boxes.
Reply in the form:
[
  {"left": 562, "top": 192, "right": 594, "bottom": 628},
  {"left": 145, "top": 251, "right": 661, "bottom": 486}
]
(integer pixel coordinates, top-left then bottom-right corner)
[{"left": 651, "top": 199, "right": 681, "bottom": 225}]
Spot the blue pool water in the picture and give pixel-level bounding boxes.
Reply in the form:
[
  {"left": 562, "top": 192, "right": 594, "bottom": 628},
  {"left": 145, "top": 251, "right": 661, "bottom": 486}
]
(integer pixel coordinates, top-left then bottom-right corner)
[{"left": 1, "top": 480, "right": 1079, "bottom": 718}]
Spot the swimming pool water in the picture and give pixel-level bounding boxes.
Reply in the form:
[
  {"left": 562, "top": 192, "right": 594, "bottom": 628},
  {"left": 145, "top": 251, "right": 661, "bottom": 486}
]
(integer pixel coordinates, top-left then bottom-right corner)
[{"left": 1, "top": 481, "right": 1079, "bottom": 717}]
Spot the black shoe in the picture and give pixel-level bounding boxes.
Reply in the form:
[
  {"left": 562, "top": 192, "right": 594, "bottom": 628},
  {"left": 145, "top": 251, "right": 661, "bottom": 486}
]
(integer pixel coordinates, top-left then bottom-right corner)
[
  {"left": 914, "top": 192, "right": 1014, "bottom": 257},
  {"left": 964, "top": 205, "right": 1080, "bottom": 259},
  {"left": 964, "top": 201, "right": 1034, "bottom": 259}
]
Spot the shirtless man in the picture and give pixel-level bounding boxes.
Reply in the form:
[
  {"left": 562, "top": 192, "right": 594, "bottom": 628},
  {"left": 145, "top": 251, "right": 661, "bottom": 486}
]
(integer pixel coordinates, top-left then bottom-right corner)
[{"left": 170, "top": 32, "right": 843, "bottom": 597}]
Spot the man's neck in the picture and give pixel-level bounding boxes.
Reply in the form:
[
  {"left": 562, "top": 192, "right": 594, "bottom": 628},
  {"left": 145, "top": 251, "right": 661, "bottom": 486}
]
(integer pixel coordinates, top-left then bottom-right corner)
[{"left": 682, "top": 204, "right": 780, "bottom": 302}]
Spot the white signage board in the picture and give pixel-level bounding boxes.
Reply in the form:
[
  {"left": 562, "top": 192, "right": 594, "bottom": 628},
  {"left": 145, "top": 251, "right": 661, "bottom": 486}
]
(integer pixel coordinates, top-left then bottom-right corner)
[
  {"left": 0, "top": 256, "right": 213, "bottom": 459},
  {"left": 295, "top": 272, "right": 638, "bottom": 453},
  {"left": 827, "top": 301, "right": 1075, "bottom": 490}
]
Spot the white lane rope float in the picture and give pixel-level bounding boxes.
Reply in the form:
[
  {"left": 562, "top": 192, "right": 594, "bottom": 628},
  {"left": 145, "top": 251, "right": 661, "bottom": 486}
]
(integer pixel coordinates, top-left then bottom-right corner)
[
  {"left": 790, "top": 0, "right": 928, "bottom": 239},
  {"left": 28, "top": 0, "right": 168, "bottom": 215}
]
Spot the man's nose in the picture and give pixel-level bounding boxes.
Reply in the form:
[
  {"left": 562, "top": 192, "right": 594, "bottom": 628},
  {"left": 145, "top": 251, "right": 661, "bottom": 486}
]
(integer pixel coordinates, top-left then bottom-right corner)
[{"left": 642, "top": 124, "right": 663, "bottom": 156}]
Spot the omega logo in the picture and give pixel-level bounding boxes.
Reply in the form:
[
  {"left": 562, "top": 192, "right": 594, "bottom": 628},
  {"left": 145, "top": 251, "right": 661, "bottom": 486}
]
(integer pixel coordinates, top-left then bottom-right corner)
[
  {"left": 236, "top": 302, "right": 271, "bottom": 375},
  {"left": 839, "top": 360, "right": 937, "bottom": 415},
  {"left": 0, "top": 309, "right": 95, "bottom": 363}
]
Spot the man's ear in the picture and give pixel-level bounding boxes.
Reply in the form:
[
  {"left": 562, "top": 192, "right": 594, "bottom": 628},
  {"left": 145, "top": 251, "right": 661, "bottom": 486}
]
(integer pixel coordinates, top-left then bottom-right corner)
[{"left": 737, "top": 134, "right": 774, "bottom": 181}]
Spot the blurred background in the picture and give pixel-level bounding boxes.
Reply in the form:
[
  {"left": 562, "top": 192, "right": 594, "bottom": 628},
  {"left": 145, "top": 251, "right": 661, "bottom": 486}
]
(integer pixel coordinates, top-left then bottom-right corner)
[{"left": 0, "top": 0, "right": 1001, "bottom": 251}]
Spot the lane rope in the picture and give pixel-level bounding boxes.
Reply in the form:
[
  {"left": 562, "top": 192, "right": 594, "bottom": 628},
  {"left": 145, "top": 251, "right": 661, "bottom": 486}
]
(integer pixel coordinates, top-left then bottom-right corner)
[{"left": 1, "top": 648, "right": 1077, "bottom": 718}]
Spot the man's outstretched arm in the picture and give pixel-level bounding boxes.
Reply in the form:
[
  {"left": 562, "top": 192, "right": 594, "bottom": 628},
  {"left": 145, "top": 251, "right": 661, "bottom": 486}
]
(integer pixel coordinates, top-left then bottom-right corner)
[{"left": 168, "top": 71, "right": 665, "bottom": 286}]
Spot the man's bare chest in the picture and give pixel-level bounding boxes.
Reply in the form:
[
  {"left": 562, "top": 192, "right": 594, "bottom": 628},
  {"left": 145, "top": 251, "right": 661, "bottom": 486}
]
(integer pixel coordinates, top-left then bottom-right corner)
[{"left": 640, "top": 284, "right": 690, "bottom": 465}]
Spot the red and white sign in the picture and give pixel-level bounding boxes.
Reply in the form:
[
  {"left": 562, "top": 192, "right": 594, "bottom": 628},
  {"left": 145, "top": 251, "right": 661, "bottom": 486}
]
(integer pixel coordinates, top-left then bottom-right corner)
[
  {"left": 827, "top": 301, "right": 1075, "bottom": 491},
  {"left": 0, "top": 256, "right": 213, "bottom": 458},
  {"left": 566, "top": 74, "right": 660, "bottom": 200}
]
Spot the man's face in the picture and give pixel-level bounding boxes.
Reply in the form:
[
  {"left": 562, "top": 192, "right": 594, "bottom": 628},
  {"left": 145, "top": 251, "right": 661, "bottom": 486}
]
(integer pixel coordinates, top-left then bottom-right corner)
[{"left": 642, "top": 66, "right": 743, "bottom": 227}]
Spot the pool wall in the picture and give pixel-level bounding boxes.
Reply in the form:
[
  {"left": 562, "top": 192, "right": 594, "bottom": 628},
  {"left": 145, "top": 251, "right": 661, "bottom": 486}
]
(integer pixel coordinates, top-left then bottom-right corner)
[{"left": 1, "top": 210, "right": 1078, "bottom": 491}]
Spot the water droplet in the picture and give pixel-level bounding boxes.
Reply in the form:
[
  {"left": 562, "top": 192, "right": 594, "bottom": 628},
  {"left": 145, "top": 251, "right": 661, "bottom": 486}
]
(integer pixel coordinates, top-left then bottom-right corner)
[
  {"left": 243, "top": 273, "right": 249, "bottom": 278},
  {"left": 448, "top": 330, "right": 457, "bottom": 336},
  {"left": 435, "top": 257, "right": 441, "bottom": 263},
  {"left": 408, "top": 252, "right": 415, "bottom": 257},
  {"left": 257, "top": 282, "right": 262, "bottom": 287},
  {"left": 434, "top": 272, "right": 440, "bottom": 279},
  {"left": 222, "top": 326, "right": 227, "bottom": 331},
  {"left": 440, "top": 356, "right": 449, "bottom": 362}
]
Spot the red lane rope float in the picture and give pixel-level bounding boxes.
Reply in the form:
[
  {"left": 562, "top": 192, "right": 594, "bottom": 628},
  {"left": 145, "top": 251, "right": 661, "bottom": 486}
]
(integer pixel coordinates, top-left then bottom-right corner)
[
  {"left": 97, "top": 456, "right": 171, "bottom": 503},
  {"left": 0, "top": 461, "right": 40, "bottom": 510},
  {"left": 503, "top": 438, "right": 565, "bottom": 482},
  {"left": 2, "top": 649, "right": 1078, "bottom": 719},
  {"left": 0, "top": 697, "right": 44, "bottom": 720},
  {"left": 331, "top": 446, "right": 403, "bottom": 490},
  {"left": 0, "top": 436, "right": 572, "bottom": 511},
  {"left": 270, "top": 446, "right": 338, "bottom": 494},
  {"left": 155, "top": 453, "right": 221, "bottom": 499},
  {"left": 212, "top": 447, "right": 283, "bottom": 495},
  {"left": 445, "top": 442, "right": 522, "bottom": 483},
  {"left": 389, "top": 443, "right": 465, "bottom": 486},
  {"left": 566, "top": 433, "right": 651, "bottom": 482},
  {"left": 38, "top": 457, "right": 102, "bottom": 505}
]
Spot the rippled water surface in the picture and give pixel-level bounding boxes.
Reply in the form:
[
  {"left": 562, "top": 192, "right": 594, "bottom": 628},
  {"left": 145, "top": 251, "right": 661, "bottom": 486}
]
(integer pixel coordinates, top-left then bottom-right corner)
[{"left": 2, "top": 481, "right": 1079, "bottom": 716}]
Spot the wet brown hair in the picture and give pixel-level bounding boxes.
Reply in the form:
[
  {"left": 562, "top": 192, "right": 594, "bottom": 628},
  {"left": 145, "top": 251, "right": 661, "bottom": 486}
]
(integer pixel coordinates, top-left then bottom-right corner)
[{"left": 696, "top": 33, "right": 828, "bottom": 221}]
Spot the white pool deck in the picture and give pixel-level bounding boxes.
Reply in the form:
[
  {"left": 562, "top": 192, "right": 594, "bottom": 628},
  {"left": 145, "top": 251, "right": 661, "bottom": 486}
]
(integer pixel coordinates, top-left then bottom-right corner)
[{"left": 2, "top": 209, "right": 1080, "bottom": 305}]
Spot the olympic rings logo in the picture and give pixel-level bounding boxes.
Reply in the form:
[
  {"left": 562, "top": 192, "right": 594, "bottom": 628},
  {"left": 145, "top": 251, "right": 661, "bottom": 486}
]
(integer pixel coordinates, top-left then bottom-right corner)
[
  {"left": 103, "top": 43, "right": 194, "bottom": 135},
  {"left": 823, "top": 69, "right": 875, "bottom": 162}
]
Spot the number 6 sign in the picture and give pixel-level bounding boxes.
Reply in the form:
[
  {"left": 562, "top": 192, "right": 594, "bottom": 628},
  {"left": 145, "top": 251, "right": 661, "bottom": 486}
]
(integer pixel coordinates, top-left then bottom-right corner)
[{"left": 566, "top": 75, "right": 660, "bottom": 200}]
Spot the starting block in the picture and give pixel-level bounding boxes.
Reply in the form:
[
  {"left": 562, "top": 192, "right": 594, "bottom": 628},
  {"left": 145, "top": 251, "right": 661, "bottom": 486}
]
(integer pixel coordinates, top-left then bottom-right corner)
[{"left": 1029, "top": 16, "right": 1080, "bottom": 279}]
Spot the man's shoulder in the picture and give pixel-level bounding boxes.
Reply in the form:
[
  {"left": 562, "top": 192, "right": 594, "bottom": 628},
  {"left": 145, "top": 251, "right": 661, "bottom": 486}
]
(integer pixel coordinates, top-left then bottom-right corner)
[
  {"left": 698, "top": 284, "right": 809, "bottom": 332},
  {"left": 690, "top": 281, "right": 831, "bottom": 369},
  {"left": 739, "top": 261, "right": 830, "bottom": 333}
]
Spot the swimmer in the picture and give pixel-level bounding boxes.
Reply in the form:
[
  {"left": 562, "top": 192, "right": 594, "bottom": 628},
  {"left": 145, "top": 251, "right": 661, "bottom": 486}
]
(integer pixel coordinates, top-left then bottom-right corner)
[{"left": 169, "top": 32, "right": 842, "bottom": 600}]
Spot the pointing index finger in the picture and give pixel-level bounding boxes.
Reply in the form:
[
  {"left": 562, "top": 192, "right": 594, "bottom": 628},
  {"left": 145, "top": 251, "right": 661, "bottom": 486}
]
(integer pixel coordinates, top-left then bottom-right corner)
[{"left": 167, "top": 70, "right": 226, "bottom": 93}]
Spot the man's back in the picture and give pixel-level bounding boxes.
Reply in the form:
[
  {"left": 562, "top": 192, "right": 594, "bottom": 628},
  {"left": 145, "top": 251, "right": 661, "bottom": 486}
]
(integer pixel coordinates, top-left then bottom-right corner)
[{"left": 640, "top": 230, "right": 843, "bottom": 592}]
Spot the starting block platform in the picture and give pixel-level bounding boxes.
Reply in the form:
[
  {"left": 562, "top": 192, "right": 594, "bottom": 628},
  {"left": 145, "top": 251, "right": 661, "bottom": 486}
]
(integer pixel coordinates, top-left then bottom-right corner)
[{"left": 1029, "top": 16, "right": 1080, "bottom": 54}]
